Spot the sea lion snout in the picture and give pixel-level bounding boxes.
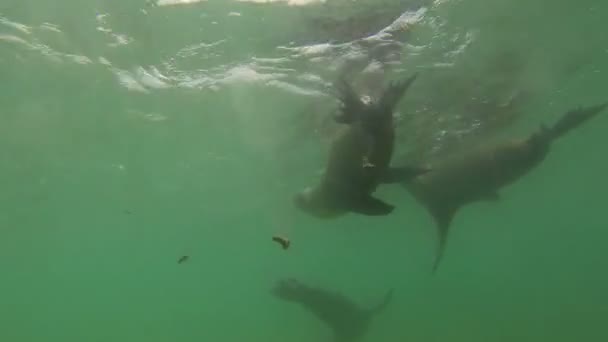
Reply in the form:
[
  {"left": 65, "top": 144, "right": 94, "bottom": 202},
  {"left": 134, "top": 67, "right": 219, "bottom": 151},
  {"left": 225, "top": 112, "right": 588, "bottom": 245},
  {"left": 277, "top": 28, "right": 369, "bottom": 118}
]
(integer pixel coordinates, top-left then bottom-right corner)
[
  {"left": 293, "top": 189, "right": 311, "bottom": 210},
  {"left": 294, "top": 188, "right": 340, "bottom": 218},
  {"left": 294, "top": 187, "right": 325, "bottom": 215}
]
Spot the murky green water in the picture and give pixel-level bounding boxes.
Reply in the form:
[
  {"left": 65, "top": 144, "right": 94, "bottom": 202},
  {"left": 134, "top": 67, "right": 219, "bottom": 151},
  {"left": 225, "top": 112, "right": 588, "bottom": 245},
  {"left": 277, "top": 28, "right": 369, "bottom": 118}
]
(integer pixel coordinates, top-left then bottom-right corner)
[{"left": 1, "top": 0, "right": 607, "bottom": 341}]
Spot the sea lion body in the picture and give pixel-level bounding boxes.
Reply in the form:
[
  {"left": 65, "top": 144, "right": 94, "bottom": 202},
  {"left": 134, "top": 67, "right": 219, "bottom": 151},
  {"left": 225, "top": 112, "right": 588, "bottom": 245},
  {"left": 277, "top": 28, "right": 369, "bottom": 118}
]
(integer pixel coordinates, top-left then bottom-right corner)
[
  {"left": 303, "top": 115, "right": 395, "bottom": 218},
  {"left": 295, "top": 74, "right": 426, "bottom": 218},
  {"left": 408, "top": 135, "right": 548, "bottom": 209},
  {"left": 405, "top": 103, "right": 607, "bottom": 271}
]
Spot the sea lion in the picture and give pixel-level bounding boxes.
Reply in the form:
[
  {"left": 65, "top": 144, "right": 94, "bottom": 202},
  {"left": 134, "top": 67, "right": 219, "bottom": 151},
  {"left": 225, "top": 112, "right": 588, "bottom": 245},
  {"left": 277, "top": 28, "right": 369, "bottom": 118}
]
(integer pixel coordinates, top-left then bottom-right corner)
[
  {"left": 272, "top": 278, "right": 393, "bottom": 342},
  {"left": 403, "top": 102, "right": 608, "bottom": 272},
  {"left": 294, "top": 73, "right": 428, "bottom": 218}
]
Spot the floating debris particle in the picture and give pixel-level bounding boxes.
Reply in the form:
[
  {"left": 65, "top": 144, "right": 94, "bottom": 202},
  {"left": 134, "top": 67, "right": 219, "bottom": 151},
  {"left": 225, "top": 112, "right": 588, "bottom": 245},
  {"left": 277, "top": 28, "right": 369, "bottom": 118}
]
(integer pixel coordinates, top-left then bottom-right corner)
[
  {"left": 272, "top": 236, "right": 290, "bottom": 250},
  {"left": 178, "top": 255, "right": 189, "bottom": 264}
]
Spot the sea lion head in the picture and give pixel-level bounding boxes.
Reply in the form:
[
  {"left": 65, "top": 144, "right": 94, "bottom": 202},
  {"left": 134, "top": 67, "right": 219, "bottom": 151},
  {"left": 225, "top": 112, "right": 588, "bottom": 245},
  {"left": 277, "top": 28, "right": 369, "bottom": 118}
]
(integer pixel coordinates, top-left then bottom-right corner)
[
  {"left": 293, "top": 187, "right": 319, "bottom": 215},
  {"left": 293, "top": 187, "right": 342, "bottom": 219},
  {"left": 294, "top": 186, "right": 312, "bottom": 207}
]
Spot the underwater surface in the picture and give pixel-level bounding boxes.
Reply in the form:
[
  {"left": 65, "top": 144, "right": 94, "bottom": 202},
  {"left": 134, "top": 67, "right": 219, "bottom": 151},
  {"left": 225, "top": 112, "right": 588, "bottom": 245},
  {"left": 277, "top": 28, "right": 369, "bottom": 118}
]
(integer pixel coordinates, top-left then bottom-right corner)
[{"left": 1, "top": 0, "right": 607, "bottom": 341}]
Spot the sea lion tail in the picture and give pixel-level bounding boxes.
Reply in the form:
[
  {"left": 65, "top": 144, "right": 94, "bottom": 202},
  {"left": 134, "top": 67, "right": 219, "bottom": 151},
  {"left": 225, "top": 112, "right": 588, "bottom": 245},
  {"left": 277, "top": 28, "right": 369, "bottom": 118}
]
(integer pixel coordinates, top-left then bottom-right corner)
[
  {"left": 377, "top": 72, "right": 418, "bottom": 113},
  {"left": 545, "top": 102, "right": 608, "bottom": 141}
]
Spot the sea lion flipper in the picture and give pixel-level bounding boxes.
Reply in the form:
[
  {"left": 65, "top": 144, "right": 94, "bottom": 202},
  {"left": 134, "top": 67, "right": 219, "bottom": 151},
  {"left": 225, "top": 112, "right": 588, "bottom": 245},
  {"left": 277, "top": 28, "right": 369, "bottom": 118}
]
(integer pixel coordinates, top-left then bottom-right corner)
[
  {"left": 381, "top": 166, "right": 431, "bottom": 183},
  {"left": 430, "top": 206, "right": 456, "bottom": 274},
  {"left": 377, "top": 73, "right": 418, "bottom": 112},
  {"left": 334, "top": 77, "right": 365, "bottom": 124},
  {"left": 367, "top": 288, "right": 394, "bottom": 316},
  {"left": 547, "top": 102, "right": 608, "bottom": 141},
  {"left": 350, "top": 196, "right": 395, "bottom": 216}
]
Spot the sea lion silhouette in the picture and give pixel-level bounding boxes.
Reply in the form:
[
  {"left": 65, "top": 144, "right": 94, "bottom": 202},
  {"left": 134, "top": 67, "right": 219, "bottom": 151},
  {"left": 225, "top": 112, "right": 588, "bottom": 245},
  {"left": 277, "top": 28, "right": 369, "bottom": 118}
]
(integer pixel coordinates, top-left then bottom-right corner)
[
  {"left": 403, "top": 102, "right": 608, "bottom": 272},
  {"left": 272, "top": 278, "right": 393, "bottom": 342},
  {"left": 294, "top": 73, "right": 428, "bottom": 218}
]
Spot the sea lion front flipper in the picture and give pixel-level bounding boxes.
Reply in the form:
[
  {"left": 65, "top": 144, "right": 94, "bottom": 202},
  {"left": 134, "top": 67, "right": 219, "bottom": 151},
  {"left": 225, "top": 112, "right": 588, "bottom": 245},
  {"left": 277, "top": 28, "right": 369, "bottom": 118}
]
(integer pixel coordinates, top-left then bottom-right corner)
[
  {"left": 350, "top": 196, "right": 395, "bottom": 216},
  {"left": 333, "top": 77, "right": 365, "bottom": 124},
  {"left": 380, "top": 166, "right": 431, "bottom": 183}
]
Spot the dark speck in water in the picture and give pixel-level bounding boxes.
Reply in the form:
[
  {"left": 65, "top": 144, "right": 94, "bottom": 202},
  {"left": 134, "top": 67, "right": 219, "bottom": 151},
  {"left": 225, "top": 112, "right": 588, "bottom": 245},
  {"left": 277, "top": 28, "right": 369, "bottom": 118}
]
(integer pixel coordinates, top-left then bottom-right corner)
[
  {"left": 178, "top": 255, "right": 189, "bottom": 264},
  {"left": 272, "top": 235, "right": 290, "bottom": 250}
]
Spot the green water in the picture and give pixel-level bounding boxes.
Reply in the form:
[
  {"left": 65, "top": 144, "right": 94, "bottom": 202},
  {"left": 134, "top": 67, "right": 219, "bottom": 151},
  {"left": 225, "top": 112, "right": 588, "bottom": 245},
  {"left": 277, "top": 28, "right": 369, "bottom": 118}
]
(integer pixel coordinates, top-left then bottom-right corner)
[{"left": 1, "top": 0, "right": 607, "bottom": 341}]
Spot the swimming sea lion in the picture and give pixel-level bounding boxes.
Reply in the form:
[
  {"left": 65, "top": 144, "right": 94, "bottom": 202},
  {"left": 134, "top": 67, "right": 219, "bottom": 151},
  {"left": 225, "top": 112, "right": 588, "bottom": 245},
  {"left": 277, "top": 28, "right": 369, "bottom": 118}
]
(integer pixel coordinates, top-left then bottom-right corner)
[
  {"left": 294, "top": 73, "right": 428, "bottom": 218},
  {"left": 404, "top": 102, "right": 607, "bottom": 272},
  {"left": 272, "top": 278, "right": 393, "bottom": 342}
]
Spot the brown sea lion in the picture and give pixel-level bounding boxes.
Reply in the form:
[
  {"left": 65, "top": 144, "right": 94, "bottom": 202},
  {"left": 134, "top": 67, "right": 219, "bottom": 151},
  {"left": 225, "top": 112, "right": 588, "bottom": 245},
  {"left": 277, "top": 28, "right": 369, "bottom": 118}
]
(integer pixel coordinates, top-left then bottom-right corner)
[
  {"left": 294, "top": 73, "right": 429, "bottom": 218},
  {"left": 272, "top": 278, "right": 393, "bottom": 342},
  {"left": 404, "top": 102, "right": 608, "bottom": 272}
]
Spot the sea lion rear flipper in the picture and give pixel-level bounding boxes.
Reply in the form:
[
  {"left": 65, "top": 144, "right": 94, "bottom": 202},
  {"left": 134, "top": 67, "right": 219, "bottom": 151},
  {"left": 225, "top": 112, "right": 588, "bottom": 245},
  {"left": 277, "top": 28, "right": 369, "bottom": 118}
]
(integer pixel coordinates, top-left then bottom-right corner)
[
  {"left": 377, "top": 73, "right": 418, "bottom": 112},
  {"left": 380, "top": 166, "right": 431, "bottom": 183},
  {"left": 430, "top": 206, "right": 456, "bottom": 274},
  {"left": 351, "top": 196, "right": 395, "bottom": 216},
  {"left": 547, "top": 102, "right": 608, "bottom": 141}
]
